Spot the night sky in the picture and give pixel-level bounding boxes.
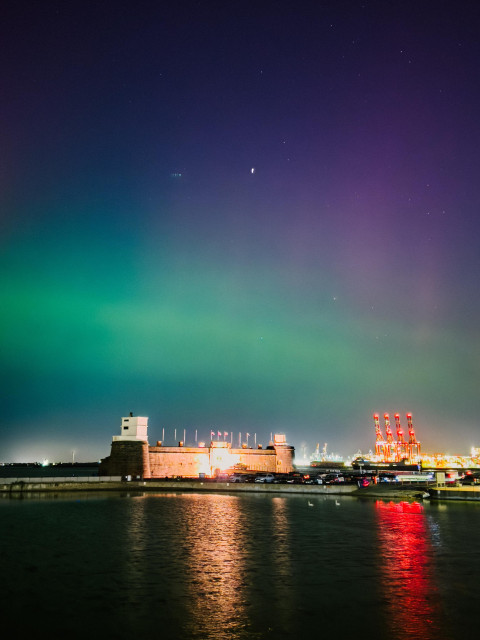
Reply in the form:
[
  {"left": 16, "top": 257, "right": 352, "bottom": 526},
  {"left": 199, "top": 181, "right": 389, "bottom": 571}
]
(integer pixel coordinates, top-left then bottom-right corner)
[{"left": 2, "top": 0, "right": 480, "bottom": 462}]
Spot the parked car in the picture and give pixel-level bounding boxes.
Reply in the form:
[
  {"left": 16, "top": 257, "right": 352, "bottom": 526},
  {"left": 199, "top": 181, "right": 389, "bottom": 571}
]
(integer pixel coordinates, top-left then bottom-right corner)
[
  {"left": 445, "top": 471, "right": 459, "bottom": 486},
  {"left": 460, "top": 472, "right": 479, "bottom": 485},
  {"left": 228, "top": 473, "right": 246, "bottom": 483},
  {"left": 286, "top": 473, "right": 305, "bottom": 484},
  {"left": 379, "top": 473, "right": 397, "bottom": 482},
  {"left": 273, "top": 474, "right": 290, "bottom": 483},
  {"left": 357, "top": 477, "right": 370, "bottom": 488},
  {"left": 324, "top": 474, "right": 345, "bottom": 484},
  {"left": 254, "top": 473, "right": 275, "bottom": 483}
]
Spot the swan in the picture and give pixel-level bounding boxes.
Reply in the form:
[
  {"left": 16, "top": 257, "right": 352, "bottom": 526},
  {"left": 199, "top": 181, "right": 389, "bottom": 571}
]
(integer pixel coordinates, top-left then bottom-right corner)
[{"left": 308, "top": 501, "right": 314, "bottom": 507}]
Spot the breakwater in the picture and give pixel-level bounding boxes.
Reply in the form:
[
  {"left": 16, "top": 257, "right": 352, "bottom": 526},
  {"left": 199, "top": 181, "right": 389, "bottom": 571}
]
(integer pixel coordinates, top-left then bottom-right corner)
[
  {"left": 0, "top": 479, "right": 356, "bottom": 495},
  {"left": 428, "top": 486, "right": 480, "bottom": 501},
  {"left": 0, "top": 478, "right": 431, "bottom": 499}
]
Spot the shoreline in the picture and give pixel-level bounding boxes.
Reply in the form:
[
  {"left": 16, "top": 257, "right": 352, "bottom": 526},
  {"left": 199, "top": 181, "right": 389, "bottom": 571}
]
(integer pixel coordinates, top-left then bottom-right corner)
[{"left": 0, "top": 479, "right": 430, "bottom": 500}]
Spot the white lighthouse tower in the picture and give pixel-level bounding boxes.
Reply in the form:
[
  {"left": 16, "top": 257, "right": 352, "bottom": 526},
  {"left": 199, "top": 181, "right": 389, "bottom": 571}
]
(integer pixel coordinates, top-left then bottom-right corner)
[{"left": 112, "top": 412, "right": 149, "bottom": 443}]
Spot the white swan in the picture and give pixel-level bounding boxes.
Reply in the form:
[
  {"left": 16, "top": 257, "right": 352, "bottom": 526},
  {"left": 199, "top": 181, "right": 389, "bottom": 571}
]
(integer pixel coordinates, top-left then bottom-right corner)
[{"left": 308, "top": 501, "right": 314, "bottom": 507}]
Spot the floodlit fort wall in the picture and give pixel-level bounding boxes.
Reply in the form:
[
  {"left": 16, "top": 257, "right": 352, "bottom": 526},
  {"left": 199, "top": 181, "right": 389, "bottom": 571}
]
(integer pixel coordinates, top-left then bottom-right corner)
[{"left": 99, "top": 415, "right": 295, "bottom": 479}]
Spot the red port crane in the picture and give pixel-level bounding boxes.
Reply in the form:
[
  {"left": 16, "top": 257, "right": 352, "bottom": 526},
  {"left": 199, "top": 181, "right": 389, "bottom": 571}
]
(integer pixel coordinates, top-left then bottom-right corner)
[
  {"left": 406, "top": 412, "right": 421, "bottom": 461},
  {"left": 384, "top": 413, "right": 395, "bottom": 462},
  {"left": 394, "top": 413, "right": 408, "bottom": 461},
  {"left": 374, "top": 413, "right": 386, "bottom": 459}
]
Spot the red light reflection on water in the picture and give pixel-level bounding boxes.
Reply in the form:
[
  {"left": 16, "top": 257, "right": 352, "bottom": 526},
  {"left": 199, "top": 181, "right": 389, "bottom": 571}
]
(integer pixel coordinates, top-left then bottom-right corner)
[{"left": 375, "top": 500, "right": 449, "bottom": 640}]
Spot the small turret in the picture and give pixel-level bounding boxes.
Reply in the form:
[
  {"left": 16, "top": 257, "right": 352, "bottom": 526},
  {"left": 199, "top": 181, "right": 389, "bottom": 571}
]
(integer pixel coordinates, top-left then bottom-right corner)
[{"left": 113, "top": 415, "right": 149, "bottom": 443}]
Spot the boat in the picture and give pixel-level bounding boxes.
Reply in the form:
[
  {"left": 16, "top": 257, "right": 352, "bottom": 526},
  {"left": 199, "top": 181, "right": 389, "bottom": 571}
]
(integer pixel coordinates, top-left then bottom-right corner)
[{"left": 351, "top": 457, "right": 421, "bottom": 472}]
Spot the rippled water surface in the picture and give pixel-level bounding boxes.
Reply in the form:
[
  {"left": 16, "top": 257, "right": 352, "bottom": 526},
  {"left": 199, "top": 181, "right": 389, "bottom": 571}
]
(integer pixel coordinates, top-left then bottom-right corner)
[{"left": 1, "top": 491, "right": 478, "bottom": 639}]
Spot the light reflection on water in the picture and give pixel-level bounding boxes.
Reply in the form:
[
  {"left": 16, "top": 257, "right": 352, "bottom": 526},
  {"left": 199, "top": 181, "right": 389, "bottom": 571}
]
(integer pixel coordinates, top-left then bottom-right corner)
[
  {"left": 181, "top": 495, "right": 249, "bottom": 637},
  {"left": 151, "top": 493, "right": 296, "bottom": 639},
  {"left": 0, "top": 492, "right": 478, "bottom": 639},
  {"left": 374, "top": 500, "right": 453, "bottom": 640}
]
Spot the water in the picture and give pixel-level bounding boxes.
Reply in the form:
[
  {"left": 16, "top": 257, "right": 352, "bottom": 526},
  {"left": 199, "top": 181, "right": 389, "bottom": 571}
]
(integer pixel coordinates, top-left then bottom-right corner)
[{"left": 0, "top": 491, "right": 478, "bottom": 639}]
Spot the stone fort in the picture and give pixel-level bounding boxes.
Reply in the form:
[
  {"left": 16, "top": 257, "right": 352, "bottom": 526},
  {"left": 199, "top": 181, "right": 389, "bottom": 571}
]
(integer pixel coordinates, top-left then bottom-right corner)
[{"left": 99, "top": 415, "right": 295, "bottom": 479}]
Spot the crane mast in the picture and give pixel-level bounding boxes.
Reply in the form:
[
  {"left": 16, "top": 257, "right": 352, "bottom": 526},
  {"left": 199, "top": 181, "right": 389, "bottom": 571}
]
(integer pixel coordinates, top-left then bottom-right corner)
[
  {"left": 394, "top": 413, "right": 407, "bottom": 461},
  {"left": 406, "top": 412, "right": 421, "bottom": 461},
  {"left": 383, "top": 413, "right": 395, "bottom": 461},
  {"left": 374, "top": 413, "right": 386, "bottom": 459}
]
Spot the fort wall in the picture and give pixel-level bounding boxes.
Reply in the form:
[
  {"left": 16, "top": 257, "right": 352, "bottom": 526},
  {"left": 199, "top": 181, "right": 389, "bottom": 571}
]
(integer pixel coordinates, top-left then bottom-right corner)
[{"left": 99, "top": 416, "right": 295, "bottom": 478}]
